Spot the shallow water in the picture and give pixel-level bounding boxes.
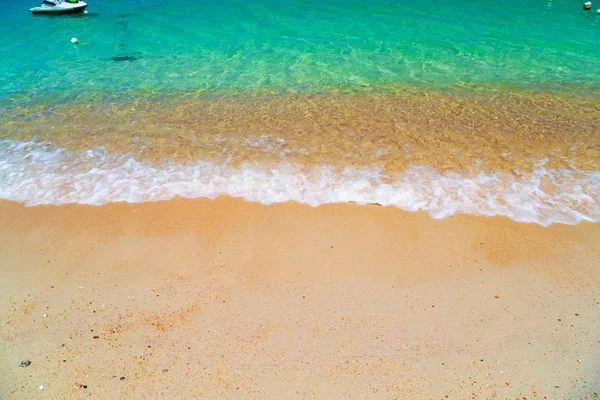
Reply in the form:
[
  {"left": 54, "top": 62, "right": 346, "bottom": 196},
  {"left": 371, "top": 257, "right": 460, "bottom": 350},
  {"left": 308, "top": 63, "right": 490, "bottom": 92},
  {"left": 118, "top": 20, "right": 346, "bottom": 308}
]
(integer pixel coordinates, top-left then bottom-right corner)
[
  {"left": 1, "top": 0, "right": 600, "bottom": 224},
  {"left": 3, "top": 0, "right": 600, "bottom": 103}
]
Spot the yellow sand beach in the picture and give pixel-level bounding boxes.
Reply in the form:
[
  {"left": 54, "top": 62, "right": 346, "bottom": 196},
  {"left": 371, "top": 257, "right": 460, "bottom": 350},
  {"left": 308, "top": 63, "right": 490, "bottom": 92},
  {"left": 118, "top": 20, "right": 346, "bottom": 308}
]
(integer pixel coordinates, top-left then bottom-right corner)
[{"left": 0, "top": 197, "right": 599, "bottom": 398}]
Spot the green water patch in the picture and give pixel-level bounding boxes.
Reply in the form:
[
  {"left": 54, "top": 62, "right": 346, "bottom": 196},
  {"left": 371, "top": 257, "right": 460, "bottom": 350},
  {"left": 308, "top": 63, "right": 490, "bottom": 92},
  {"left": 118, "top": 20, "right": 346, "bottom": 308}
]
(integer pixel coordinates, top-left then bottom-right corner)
[{"left": 2, "top": 0, "right": 600, "bottom": 107}]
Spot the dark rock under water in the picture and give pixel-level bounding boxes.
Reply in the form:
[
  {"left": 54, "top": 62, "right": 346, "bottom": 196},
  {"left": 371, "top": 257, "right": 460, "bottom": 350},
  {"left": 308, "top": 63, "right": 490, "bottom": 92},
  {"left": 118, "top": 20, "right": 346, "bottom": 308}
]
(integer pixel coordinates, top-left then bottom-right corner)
[{"left": 111, "top": 53, "right": 142, "bottom": 62}]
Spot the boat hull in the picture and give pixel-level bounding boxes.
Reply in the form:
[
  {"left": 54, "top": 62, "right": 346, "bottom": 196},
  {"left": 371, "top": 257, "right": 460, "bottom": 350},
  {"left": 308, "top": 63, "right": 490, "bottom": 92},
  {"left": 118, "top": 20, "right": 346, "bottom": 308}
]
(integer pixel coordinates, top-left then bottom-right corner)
[{"left": 30, "top": 3, "right": 87, "bottom": 14}]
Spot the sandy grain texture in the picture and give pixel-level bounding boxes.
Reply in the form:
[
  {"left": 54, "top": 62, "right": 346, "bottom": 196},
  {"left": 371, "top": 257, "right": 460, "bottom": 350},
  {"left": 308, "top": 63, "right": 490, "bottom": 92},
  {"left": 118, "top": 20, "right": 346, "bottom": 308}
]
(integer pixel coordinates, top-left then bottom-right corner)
[{"left": 0, "top": 197, "right": 599, "bottom": 399}]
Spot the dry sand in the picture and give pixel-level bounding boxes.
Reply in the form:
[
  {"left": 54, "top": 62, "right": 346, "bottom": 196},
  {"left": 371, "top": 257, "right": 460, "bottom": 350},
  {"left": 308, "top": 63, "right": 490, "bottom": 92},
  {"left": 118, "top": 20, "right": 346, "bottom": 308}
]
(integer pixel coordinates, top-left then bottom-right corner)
[{"left": 0, "top": 197, "right": 599, "bottom": 399}]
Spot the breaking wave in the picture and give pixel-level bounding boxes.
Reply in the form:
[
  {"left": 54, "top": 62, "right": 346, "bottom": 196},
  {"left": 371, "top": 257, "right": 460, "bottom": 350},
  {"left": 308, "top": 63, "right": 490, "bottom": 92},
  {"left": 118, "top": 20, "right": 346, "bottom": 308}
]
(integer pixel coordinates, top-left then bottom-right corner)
[{"left": 1, "top": 139, "right": 599, "bottom": 226}]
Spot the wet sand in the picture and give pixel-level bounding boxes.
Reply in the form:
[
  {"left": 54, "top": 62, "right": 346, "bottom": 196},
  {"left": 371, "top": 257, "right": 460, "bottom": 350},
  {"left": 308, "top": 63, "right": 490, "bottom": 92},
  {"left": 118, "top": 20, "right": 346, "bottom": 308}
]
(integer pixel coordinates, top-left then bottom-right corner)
[{"left": 0, "top": 197, "right": 599, "bottom": 398}]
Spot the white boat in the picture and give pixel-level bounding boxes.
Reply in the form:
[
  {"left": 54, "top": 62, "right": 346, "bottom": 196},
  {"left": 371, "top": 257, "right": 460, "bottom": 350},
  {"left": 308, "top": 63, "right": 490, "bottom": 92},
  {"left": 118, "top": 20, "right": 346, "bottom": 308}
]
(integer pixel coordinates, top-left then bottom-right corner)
[{"left": 29, "top": 0, "right": 88, "bottom": 15}]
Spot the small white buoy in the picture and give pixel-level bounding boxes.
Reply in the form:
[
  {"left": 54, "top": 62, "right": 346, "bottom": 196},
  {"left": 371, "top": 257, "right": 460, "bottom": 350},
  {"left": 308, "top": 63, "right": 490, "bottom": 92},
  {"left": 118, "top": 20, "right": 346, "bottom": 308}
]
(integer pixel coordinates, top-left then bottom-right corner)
[
  {"left": 71, "top": 37, "right": 78, "bottom": 44},
  {"left": 83, "top": 10, "right": 88, "bottom": 14},
  {"left": 597, "top": 8, "right": 600, "bottom": 13},
  {"left": 583, "top": 1, "right": 592, "bottom": 10}
]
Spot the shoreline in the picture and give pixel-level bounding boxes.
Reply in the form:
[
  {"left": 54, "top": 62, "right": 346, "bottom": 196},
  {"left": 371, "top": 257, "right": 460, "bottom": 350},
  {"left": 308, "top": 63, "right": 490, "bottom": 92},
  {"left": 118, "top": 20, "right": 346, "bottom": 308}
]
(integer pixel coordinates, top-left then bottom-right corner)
[
  {"left": 2, "top": 90, "right": 599, "bottom": 173},
  {"left": 1, "top": 197, "right": 599, "bottom": 398},
  {"left": 1, "top": 89, "right": 599, "bottom": 226}
]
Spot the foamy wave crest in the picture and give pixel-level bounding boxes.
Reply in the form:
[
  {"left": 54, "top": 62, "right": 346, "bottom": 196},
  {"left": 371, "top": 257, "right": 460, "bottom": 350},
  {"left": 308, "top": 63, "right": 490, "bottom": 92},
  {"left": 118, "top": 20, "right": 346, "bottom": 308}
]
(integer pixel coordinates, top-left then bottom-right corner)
[{"left": 1, "top": 140, "right": 599, "bottom": 226}]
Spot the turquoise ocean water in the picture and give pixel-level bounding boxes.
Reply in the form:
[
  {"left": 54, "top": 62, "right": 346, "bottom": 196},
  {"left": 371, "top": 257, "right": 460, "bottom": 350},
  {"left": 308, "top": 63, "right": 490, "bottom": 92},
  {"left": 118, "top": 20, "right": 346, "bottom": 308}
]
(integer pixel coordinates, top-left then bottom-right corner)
[
  {"left": 1, "top": 0, "right": 599, "bottom": 224},
  {"left": 2, "top": 0, "right": 600, "bottom": 103}
]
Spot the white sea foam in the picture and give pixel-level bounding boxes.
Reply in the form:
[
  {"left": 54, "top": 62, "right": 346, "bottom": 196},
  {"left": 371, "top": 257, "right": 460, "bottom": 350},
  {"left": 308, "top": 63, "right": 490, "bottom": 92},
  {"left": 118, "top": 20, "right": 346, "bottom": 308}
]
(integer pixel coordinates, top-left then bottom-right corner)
[{"left": 1, "top": 139, "right": 599, "bottom": 226}]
